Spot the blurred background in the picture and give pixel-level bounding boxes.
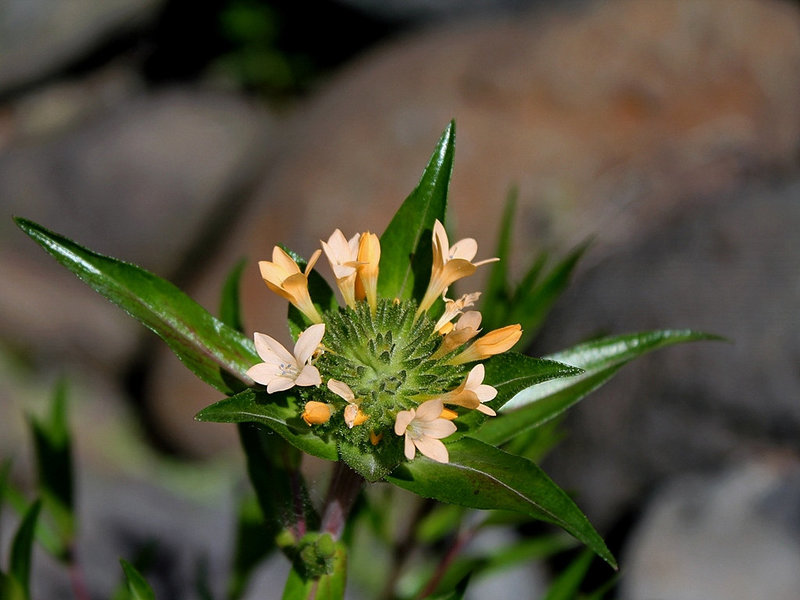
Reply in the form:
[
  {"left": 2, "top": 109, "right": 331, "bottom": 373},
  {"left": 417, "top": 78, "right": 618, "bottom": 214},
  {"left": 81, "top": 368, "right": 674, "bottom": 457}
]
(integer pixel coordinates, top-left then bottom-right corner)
[{"left": 2, "top": 0, "right": 800, "bottom": 597}]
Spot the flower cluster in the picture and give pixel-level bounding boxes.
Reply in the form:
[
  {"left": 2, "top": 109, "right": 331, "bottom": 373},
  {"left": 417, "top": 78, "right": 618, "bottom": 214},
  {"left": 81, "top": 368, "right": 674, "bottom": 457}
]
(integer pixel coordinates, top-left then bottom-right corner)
[{"left": 247, "top": 220, "right": 521, "bottom": 466}]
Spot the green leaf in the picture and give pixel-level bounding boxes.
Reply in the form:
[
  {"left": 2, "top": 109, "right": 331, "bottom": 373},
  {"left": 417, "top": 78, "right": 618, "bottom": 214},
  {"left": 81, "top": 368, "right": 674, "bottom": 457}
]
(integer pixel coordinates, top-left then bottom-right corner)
[
  {"left": 9, "top": 499, "right": 42, "bottom": 600},
  {"left": 15, "top": 218, "right": 258, "bottom": 395},
  {"left": 425, "top": 575, "right": 471, "bottom": 600},
  {"left": 196, "top": 389, "right": 338, "bottom": 461},
  {"left": 385, "top": 437, "right": 615, "bottom": 568},
  {"left": 433, "top": 533, "right": 575, "bottom": 595},
  {"left": 475, "top": 330, "right": 720, "bottom": 446},
  {"left": 510, "top": 242, "right": 588, "bottom": 347},
  {"left": 378, "top": 122, "right": 454, "bottom": 301},
  {"left": 281, "top": 541, "right": 347, "bottom": 600},
  {"left": 120, "top": 559, "right": 156, "bottom": 600},
  {"left": 29, "top": 378, "right": 74, "bottom": 560},
  {"left": 0, "top": 572, "right": 25, "bottom": 600},
  {"left": 220, "top": 259, "right": 247, "bottom": 333},
  {"left": 3, "top": 484, "right": 62, "bottom": 559},
  {"left": 542, "top": 550, "right": 594, "bottom": 600},
  {"left": 481, "top": 189, "right": 517, "bottom": 328},
  {"left": 452, "top": 353, "right": 582, "bottom": 438}
]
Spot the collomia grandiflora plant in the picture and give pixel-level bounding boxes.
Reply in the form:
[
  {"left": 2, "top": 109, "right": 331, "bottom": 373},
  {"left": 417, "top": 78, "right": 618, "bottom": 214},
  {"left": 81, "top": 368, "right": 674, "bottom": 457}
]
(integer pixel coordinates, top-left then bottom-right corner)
[{"left": 15, "top": 122, "right": 715, "bottom": 598}]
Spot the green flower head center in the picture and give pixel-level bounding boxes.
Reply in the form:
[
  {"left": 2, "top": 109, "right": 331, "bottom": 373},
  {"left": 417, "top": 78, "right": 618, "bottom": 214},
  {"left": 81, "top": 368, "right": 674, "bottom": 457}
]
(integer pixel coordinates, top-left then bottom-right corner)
[{"left": 315, "top": 299, "right": 466, "bottom": 439}]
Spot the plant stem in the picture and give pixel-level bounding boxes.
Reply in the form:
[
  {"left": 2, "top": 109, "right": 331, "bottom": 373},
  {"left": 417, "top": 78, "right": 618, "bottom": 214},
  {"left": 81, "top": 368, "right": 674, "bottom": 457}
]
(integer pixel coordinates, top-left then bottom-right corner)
[
  {"left": 68, "top": 546, "right": 92, "bottom": 600},
  {"left": 417, "top": 524, "right": 478, "bottom": 599},
  {"left": 320, "top": 462, "right": 364, "bottom": 540}
]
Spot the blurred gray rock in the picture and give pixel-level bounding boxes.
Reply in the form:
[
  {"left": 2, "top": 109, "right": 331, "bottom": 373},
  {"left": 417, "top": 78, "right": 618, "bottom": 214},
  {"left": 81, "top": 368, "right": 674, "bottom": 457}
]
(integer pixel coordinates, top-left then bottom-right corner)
[
  {"left": 0, "top": 0, "right": 164, "bottom": 95},
  {"left": 536, "top": 176, "right": 800, "bottom": 527},
  {"left": 1, "top": 88, "right": 274, "bottom": 372},
  {"left": 2, "top": 470, "right": 290, "bottom": 599},
  {"left": 620, "top": 456, "right": 800, "bottom": 600}
]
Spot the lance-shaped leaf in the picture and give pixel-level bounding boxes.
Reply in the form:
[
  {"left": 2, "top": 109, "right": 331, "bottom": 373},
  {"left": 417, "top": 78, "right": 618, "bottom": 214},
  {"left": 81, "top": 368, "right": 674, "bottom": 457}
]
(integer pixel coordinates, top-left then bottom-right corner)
[
  {"left": 29, "top": 378, "right": 74, "bottom": 561},
  {"left": 196, "top": 389, "right": 338, "bottom": 461},
  {"left": 15, "top": 218, "right": 258, "bottom": 395},
  {"left": 9, "top": 499, "right": 42, "bottom": 600},
  {"left": 220, "top": 258, "right": 247, "bottom": 334},
  {"left": 474, "top": 330, "right": 720, "bottom": 446},
  {"left": 452, "top": 352, "right": 582, "bottom": 439},
  {"left": 543, "top": 550, "right": 595, "bottom": 600},
  {"left": 378, "top": 122, "right": 454, "bottom": 301},
  {"left": 509, "top": 243, "right": 587, "bottom": 348},
  {"left": 120, "top": 559, "right": 156, "bottom": 600},
  {"left": 480, "top": 189, "right": 517, "bottom": 328},
  {"left": 385, "top": 437, "right": 615, "bottom": 568}
]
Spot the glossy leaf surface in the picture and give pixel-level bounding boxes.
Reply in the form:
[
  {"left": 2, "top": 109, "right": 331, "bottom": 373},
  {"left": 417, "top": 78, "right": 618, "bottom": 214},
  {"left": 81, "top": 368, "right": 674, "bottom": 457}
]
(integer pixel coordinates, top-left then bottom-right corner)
[
  {"left": 196, "top": 389, "right": 338, "bottom": 461},
  {"left": 453, "top": 352, "right": 582, "bottom": 438},
  {"left": 386, "top": 437, "right": 615, "bottom": 568},
  {"left": 15, "top": 218, "right": 258, "bottom": 394},
  {"left": 475, "top": 330, "right": 720, "bottom": 446},
  {"left": 378, "top": 122, "right": 454, "bottom": 301}
]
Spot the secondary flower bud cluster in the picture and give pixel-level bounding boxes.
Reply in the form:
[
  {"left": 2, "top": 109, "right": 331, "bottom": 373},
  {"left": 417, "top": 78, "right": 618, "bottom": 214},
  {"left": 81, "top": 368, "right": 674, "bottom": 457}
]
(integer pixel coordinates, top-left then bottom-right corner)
[{"left": 246, "top": 220, "right": 522, "bottom": 464}]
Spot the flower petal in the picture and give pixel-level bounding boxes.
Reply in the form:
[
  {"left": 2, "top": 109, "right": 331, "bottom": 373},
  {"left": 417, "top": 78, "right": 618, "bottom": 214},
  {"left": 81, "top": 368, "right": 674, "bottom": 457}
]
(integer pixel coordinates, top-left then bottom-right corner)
[
  {"left": 465, "top": 364, "right": 485, "bottom": 388},
  {"left": 253, "top": 332, "right": 295, "bottom": 365},
  {"left": 449, "top": 238, "right": 478, "bottom": 261},
  {"left": 476, "top": 404, "right": 497, "bottom": 416},
  {"left": 394, "top": 409, "right": 415, "bottom": 435},
  {"left": 327, "top": 378, "right": 355, "bottom": 402},
  {"left": 415, "top": 399, "right": 445, "bottom": 421},
  {"left": 294, "top": 323, "right": 326, "bottom": 364},
  {"left": 404, "top": 435, "right": 416, "bottom": 460},
  {"left": 294, "top": 364, "right": 321, "bottom": 387},
  {"left": 266, "top": 376, "right": 297, "bottom": 394},
  {"left": 422, "top": 419, "right": 458, "bottom": 439},
  {"left": 272, "top": 246, "right": 301, "bottom": 274},
  {"left": 413, "top": 437, "right": 449, "bottom": 463},
  {"left": 245, "top": 362, "right": 283, "bottom": 385}
]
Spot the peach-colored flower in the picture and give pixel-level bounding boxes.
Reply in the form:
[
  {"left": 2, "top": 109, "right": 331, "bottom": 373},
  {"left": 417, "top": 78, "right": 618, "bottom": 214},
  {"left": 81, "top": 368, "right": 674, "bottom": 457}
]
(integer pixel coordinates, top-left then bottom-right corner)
[
  {"left": 321, "top": 229, "right": 360, "bottom": 308},
  {"left": 302, "top": 401, "right": 331, "bottom": 425},
  {"left": 394, "top": 399, "right": 457, "bottom": 463},
  {"left": 439, "top": 364, "right": 497, "bottom": 416},
  {"left": 259, "top": 246, "right": 323, "bottom": 323},
  {"left": 449, "top": 324, "right": 522, "bottom": 365},
  {"left": 417, "top": 220, "right": 497, "bottom": 314},
  {"left": 246, "top": 323, "right": 325, "bottom": 393},
  {"left": 355, "top": 232, "right": 380, "bottom": 313},
  {"left": 327, "top": 379, "right": 368, "bottom": 428},
  {"left": 432, "top": 311, "right": 483, "bottom": 359},
  {"left": 434, "top": 291, "right": 481, "bottom": 333}
]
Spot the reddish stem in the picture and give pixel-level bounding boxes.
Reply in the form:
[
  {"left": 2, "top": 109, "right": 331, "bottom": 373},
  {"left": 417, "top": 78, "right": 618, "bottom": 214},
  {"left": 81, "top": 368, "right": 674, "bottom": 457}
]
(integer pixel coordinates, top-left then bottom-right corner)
[{"left": 320, "top": 462, "right": 364, "bottom": 540}]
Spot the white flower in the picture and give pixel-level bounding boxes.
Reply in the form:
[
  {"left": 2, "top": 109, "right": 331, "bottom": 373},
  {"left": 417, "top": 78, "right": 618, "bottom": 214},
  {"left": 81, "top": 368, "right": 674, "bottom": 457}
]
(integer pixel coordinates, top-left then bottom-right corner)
[
  {"left": 259, "top": 246, "right": 323, "bottom": 323},
  {"left": 321, "top": 229, "right": 361, "bottom": 308},
  {"left": 440, "top": 364, "right": 498, "bottom": 416},
  {"left": 417, "top": 220, "right": 497, "bottom": 314},
  {"left": 394, "top": 399, "right": 457, "bottom": 463},
  {"left": 246, "top": 323, "right": 325, "bottom": 393},
  {"left": 434, "top": 291, "right": 481, "bottom": 333}
]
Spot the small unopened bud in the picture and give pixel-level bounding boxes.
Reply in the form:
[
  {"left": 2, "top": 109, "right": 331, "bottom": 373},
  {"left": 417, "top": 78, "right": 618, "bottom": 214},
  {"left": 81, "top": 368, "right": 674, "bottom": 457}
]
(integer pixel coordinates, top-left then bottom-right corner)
[{"left": 302, "top": 401, "right": 332, "bottom": 425}]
